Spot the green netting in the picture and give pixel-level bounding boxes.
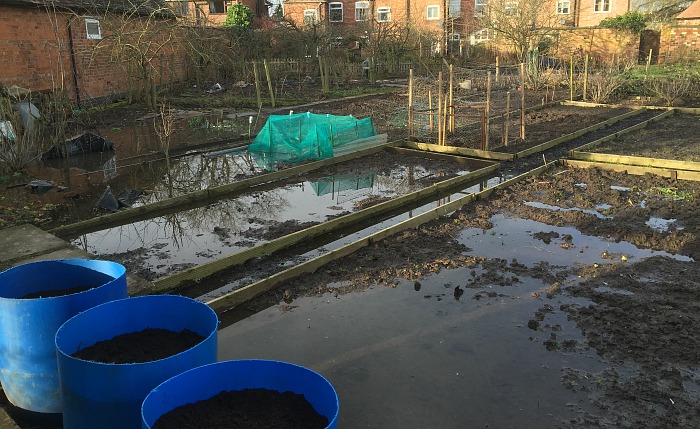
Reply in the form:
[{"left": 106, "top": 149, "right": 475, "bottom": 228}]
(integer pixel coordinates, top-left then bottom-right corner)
[
  {"left": 311, "top": 172, "right": 375, "bottom": 196},
  {"left": 248, "top": 112, "right": 376, "bottom": 168}
]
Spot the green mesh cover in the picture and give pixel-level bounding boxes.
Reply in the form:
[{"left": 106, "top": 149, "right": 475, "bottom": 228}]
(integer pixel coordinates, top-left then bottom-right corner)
[
  {"left": 311, "top": 172, "right": 375, "bottom": 196},
  {"left": 248, "top": 112, "right": 376, "bottom": 167}
]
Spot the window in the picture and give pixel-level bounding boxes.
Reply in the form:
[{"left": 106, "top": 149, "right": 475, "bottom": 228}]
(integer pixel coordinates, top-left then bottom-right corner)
[
  {"left": 475, "top": 0, "right": 485, "bottom": 16},
  {"left": 377, "top": 6, "right": 391, "bottom": 21},
  {"left": 303, "top": 9, "right": 318, "bottom": 24},
  {"left": 355, "top": 1, "right": 369, "bottom": 21},
  {"left": 594, "top": 0, "right": 611, "bottom": 11},
  {"left": 85, "top": 18, "right": 101, "bottom": 40},
  {"left": 471, "top": 28, "right": 491, "bottom": 44},
  {"left": 449, "top": 0, "right": 461, "bottom": 17},
  {"left": 172, "top": 1, "right": 189, "bottom": 15},
  {"left": 329, "top": 2, "right": 343, "bottom": 22},
  {"left": 208, "top": 0, "right": 225, "bottom": 13},
  {"left": 504, "top": 1, "right": 518, "bottom": 16},
  {"left": 426, "top": 4, "right": 440, "bottom": 19},
  {"left": 557, "top": 0, "right": 570, "bottom": 13}
]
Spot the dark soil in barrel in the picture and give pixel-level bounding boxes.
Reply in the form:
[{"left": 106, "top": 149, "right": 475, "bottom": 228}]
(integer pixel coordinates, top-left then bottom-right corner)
[
  {"left": 152, "top": 388, "right": 330, "bottom": 429},
  {"left": 20, "top": 285, "right": 95, "bottom": 299},
  {"left": 72, "top": 328, "right": 205, "bottom": 364}
]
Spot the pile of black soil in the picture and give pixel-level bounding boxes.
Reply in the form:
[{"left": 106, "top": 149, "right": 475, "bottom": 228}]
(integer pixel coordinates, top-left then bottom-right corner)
[
  {"left": 72, "top": 328, "right": 205, "bottom": 363},
  {"left": 152, "top": 388, "right": 329, "bottom": 429}
]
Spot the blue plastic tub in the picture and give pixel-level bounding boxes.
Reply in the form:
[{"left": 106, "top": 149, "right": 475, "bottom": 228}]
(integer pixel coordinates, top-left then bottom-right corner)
[
  {"left": 55, "top": 295, "right": 218, "bottom": 429},
  {"left": 0, "top": 258, "right": 127, "bottom": 413},
  {"left": 141, "top": 359, "right": 339, "bottom": 429}
]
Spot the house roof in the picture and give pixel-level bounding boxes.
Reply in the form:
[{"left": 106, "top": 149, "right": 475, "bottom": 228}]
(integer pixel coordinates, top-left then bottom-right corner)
[
  {"left": 0, "top": 0, "right": 174, "bottom": 17},
  {"left": 676, "top": 0, "right": 700, "bottom": 19}
]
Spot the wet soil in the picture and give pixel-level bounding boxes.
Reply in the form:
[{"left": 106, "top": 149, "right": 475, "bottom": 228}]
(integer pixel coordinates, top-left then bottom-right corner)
[
  {"left": 152, "top": 388, "right": 329, "bottom": 429},
  {"left": 234, "top": 163, "right": 700, "bottom": 428},
  {"left": 588, "top": 112, "right": 700, "bottom": 162},
  {"left": 72, "top": 328, "right": 204, "bottom": 364}
]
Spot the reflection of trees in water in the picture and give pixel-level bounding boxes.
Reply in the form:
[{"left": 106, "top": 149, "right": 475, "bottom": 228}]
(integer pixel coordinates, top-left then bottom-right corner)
[
  {"left": 146, "top": 154, "right": 256, "bottom": 201},
  {"left": 373, "top": 165, "right": 431, "bottom": 196}
]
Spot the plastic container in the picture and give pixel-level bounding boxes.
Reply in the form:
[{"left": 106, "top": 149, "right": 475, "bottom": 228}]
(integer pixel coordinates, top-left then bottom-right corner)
[
  {"left": 141, "top": 359, "right": 339, "bottom": 429},
  {"left": 55, "top": 295, "right": 218, "bottom": 429},
  {"left": 0, "top": 258, "right": 127, "bottom": 413}
]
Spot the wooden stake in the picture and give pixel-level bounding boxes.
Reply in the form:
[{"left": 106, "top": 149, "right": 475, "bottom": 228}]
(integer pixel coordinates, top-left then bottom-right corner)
[
  {"left": 520, "top": 63, "right": 525, "bottom": 141},
  {"left": 253, "top": 61, "right": 262, "bottom": 109},
  {"left": 438, "top": 71, "right": 443, "bottom": 145},
  {"left": 449, "top": 64, "right": 454, "bottom": 133},
  {"left": 645, "top": 48, "right": 653, "bottom": 80},
  {"left": 570, "top": 56, "right": 574, "bottom": 101},
  {"left": 583, "top": 54, "right": 589, "bottom": 101},
  {"left": 504, "top": 91, "right": 511, "bottom": 146},
  {"left": 264, "top": 59, "right": 276, "bottom": 108},
  {"left": 428, "top": 90, "right": 433, "bottom": 131},
  {"left": 495, "top": 56, "right": 500, "bottom": 83},
  {"left": 443, "top": 97, "right": 448, "bottom": 146},
  {"left": 485, "top": 71, "right": 491, "bottom": 151},
  {"left": 408, "top": 68, "right": 414, "bottom": 138}
]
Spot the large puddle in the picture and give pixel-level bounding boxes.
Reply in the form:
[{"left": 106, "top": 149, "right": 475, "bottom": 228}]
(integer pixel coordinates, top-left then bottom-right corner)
[{"left": 71, "top": 151, "right": 482, "bottom": 279}]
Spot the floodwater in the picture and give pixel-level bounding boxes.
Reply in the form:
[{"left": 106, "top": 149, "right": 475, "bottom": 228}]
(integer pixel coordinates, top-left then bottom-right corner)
[
  {"left": 70, "top": 150, "right": 480, "bottom": 280},
  {"left": 217, "top": 210, "right": 692, "bottom": 428}
]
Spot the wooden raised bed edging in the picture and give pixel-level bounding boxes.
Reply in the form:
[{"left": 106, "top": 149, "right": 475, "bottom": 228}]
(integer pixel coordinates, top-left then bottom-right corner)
[
  {"left": 205, "top": 161, "right": 558, "bottom": 315},
  {"left": 140, "top": 149, "right": 499, "bottom": 294},
  {"left": 514, "top": 108, "right": 646, "bottom": 160},
  {"left": 563, "top": 159, "right": 700, "bottom": 182},
  {"left": 49, "top": 135, "right": 393, "bottom": 239},
  {"left": 403, "top": 141, "right": 516, "bottom": 161}
]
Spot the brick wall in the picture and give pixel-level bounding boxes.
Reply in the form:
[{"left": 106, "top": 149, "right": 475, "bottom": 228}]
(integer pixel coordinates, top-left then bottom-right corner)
[
  {"left": 659, "top": 20, "right": 700, "bottom": 62},
  {"left": 549, "top": 27, "right": 638, "bottom": 62},
  {"left": 0, "top": 4, "right": 189, "bottom": 106},
  {"left": 575, "top": 0, "right": 630, "bottom": 27}
]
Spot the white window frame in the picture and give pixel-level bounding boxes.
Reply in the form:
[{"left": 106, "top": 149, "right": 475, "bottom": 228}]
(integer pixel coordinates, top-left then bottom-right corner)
[
  {"left": 475, "top": 0, "right": 485, "bottom": 16},
  {"left": 85, "top": 18, "right": 102, "bottom": 40},
  {"left": 451, "top": 33, "right": 461, "bottom": 41},
  {"left": 377, "top": 6, "right": 391, "bottom": 22},
  {"left": 329, "top": 2, "right": 343, "bottom": 22},
  {"left": 594, "top": 0, "right": 611, "bottom": 12},
  {"left": 426, "top": 4, "right": 440, "bottom": 20},
  {"left": 504, "top": 1, "right": 518, "bottom": 16},
  {"left": 556, "top": 0, "right": 570, "bottom": 13},
  {"left": 471, "top": 28, "right": 491, "bottom": 44},
  {"left": 303, "top": 9, "right": 318, "bottom": 25},
  {"left": 449, "top": 0, "right": 461, "bottom": 17},
  {"left": 355, "top": 1, "right": 370, "bottom": 21}
]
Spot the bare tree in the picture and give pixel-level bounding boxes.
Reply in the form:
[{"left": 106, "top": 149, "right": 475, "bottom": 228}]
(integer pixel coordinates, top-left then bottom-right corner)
[
  {"left": 477, "top": 0, "right": 558, "bottom": 61},
  {"left": 633, "top": 0, "right": 693, "bottom": 22}
]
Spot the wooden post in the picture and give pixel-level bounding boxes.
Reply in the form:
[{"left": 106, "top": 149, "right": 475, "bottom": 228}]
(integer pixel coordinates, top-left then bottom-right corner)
[
  {"left": 442, "top": 98, "right": 448, "bottom": 146},
  {"left": 583, "top": 54, "right": 589, "bottom": 101},
  {"left": 437, "top": 71, "right": 443, "bottom": 145},
  {"left": 570, "top": 56, "right": 574, "bottom": 101},
  {"left": 504, "top": 91, "right": 511, "bottom": 146},
  {"left": 495, "top": 56, "right": 500, "bottom": 83},
  {"left": 264, "top": 59, "right": 276, "bottom": 108},
  {"left": 253, "top": 61, "right": 262, "bottom": 109},
  {"left": 520, "top": 63, "right": 525, "bottom": 141},
  {"left": 645, "top": 48, "right": 653, "bottom": 80},
  {"left": 408, "top": 68, "right": 414, "bottom": 138},
  {"left": 449, "top": 64, "right": 454, "bottom": 133},
  {"left": 485, "top": 71, "right": 491, "bottom": 151}
]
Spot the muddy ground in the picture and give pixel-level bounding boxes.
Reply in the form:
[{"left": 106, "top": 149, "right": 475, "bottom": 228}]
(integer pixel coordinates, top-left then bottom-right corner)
[{"left": 227, "top": 135, "right": 700, "bottom": 427}]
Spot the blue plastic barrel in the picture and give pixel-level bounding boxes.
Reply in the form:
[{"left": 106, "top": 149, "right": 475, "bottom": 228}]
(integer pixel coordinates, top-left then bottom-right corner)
[
  {"left": 55, "top": 295, "right": 218, "bottom": 429},
  {"left": 0, "top": 258, "right": 127, "bottom": 413},
  {"left": 141, "top": 359, "right": 339, "bottom": 429}
]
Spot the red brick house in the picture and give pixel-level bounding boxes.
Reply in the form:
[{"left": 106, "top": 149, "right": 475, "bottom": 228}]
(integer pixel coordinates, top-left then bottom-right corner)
[
  {"left": 280, "top": 0, "right": 632, "bottom": 48},
  {"left": 658, "top": 0, "right": 700, "bottom": 60},
  {"left": 166, "top": 0, "right": 270, "bottom": 27},
  {"left": 0, "top": 0, "right": 188, "bottom": 107}
]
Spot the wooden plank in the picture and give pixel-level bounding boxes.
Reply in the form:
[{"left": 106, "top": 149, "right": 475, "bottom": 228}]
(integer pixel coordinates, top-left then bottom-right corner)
[
  {"left": 515, "top": 109, "right": 645, "bottom": 159},
  {"left": 569, "top": 152, "right": 700, "bottom": 172},
  {"left": 49, "top": 136, "right": 396, "bottom": 239},
  {"left": 569, "top": 109, "right": 674, "bottom": 155},
  {"left": 563, "top": 159, "right": 700, "bottom": 182},
  {"left": 404, "top": 141, "right": 515, "bottom": 161},
  {"left": 147, "top": 161, "right": 500, "bottom": 293},
  {"left": 206, "top": 161, "right": 556, "bottom": 313}
]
